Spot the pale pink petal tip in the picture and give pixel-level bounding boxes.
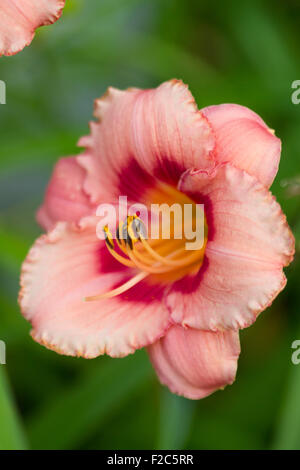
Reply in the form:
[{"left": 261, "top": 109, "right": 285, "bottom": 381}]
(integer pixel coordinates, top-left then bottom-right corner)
[
  {"left": 148, "top": 325, "right": 240, "bottom": 400},
  {"left": 0, "top": 0, "right": 65, "bottom": 57},
  {"left": 37, "top": 156, "right": 95, "bottom": 232},
  {"left": 202, "top": 103, "right": 281, "bottom": 188},
  {"left": 19, "top": 217, "right": 171, "bottom": 358},
  {"left": 77, "top": 79, "right": 215, "bottom": 203}
]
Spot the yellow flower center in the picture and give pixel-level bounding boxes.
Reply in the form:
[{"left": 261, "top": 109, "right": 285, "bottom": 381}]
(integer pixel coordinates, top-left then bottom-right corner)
[{"left": 86, "top": 183, "right": 208, "bottom": 301}]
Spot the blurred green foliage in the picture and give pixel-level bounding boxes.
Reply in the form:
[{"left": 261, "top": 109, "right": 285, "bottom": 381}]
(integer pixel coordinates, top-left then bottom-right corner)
[{"left": 0, "top": 0, "right": 300, "bottom": 450}]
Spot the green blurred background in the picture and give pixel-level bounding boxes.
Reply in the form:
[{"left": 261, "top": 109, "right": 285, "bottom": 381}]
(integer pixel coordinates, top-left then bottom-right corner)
[{"left": 0, "top": 0, "right": 300, "bottom": 450}]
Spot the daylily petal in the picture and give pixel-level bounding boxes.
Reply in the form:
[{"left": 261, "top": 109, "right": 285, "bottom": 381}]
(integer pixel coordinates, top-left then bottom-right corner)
[
  {"left": 37, "top": 156, "right": 95, "bottom": 232},
  {"left": 166, "top": 164, "right": 295, "bottom": 331},
  {"left": 19, "top": 217, "right": 170, "bottom": 358},
  {"left": 202, "top": 103, "right": 281, "bottom": 188},
  {"left": 148, "top": 325, "right": 240, "bottom": 400},
  {"left": 77, "top": 79, "right": 215, "bottom": 204},
  {"left": 0, "top": 0, "right": 65, "bottom": 56}
]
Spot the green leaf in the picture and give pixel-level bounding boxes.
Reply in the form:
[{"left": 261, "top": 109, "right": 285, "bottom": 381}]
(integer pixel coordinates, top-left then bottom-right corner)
[
  {"left": 156, "top": 389, "right": 195, "bottom": 449},
  {"left": 27, "top": 351, "right": 152, "bottom": 449},
  {"left": 272, "top": 346, "right": 300, "bottom": 449},
  {"left": 0, "top": 367, "right": 28, "bottom": 450}
]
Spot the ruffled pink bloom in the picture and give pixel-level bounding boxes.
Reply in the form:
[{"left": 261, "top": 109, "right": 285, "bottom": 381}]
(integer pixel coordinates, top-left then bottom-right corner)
[
  {"left": 19, "top": 80, "right": 294, "bottom": 399},
  {"left": 0, "top": 0, "right": 65, "bottom": 56}
]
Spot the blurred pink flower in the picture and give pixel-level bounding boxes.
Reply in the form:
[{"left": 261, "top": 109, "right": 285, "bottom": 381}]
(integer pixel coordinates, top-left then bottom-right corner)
[
  {"left": 19, "top": 80, "right": 294, "bottom": 399},
  {"left": 0, "top": 0, "right": 65, "bottom": 56}
]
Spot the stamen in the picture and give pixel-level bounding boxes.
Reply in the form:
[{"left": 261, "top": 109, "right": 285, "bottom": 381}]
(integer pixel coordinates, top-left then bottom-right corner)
[
  {"left": 103, "top": 225, "right": 134, "bottom": 268},
  {"left": 127, "top": 243, "right": 204, "bottom": 273},
  {"left": 126, "top": 248, "right": 177, "bottom": 274},
  {"left": 138, "top": 234, "right": 203, "bottom": 267},
  {"left": 88, "top": 186, "right": 207, "bottom": 301},
  {"left": 104, "top": 240, "right": 135, "bottom": 268},
  {"left": 115, "top": 225, "right": 129, "bottom": 254},
  {"left": 85, "top": 271, "right": 149, "bottom": 301}
]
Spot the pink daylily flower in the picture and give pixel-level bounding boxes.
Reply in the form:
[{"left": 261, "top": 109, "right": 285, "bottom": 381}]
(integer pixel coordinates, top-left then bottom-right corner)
[
  {"left": 19, "top": 80, "right": 294, "bottom": 399},
  {"left": 0, "top": 0, "right": 65, "bottom": 57}
]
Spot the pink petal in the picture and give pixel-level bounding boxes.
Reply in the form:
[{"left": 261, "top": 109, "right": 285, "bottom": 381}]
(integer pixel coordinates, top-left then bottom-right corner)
[
  {"left": 148, "top": 325, "right": 240, "bottom": 400},
  {"left": 37, "top": 156, "right": 95, "bottom": 232},
  {"left": 0, "top": 0, "right": 65, "bottom": 56},
  {"left": 166, "top": 164, "right": 295, "bottom": 331},
  {"left": 77, "top": 80, "right": 215, "bottom": 204},
  {"left": 202, "top": 103, "right": 281, "bottom": 188},
  {"left": 19, "top": 217, "right": 170, "bottom": 358}
]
